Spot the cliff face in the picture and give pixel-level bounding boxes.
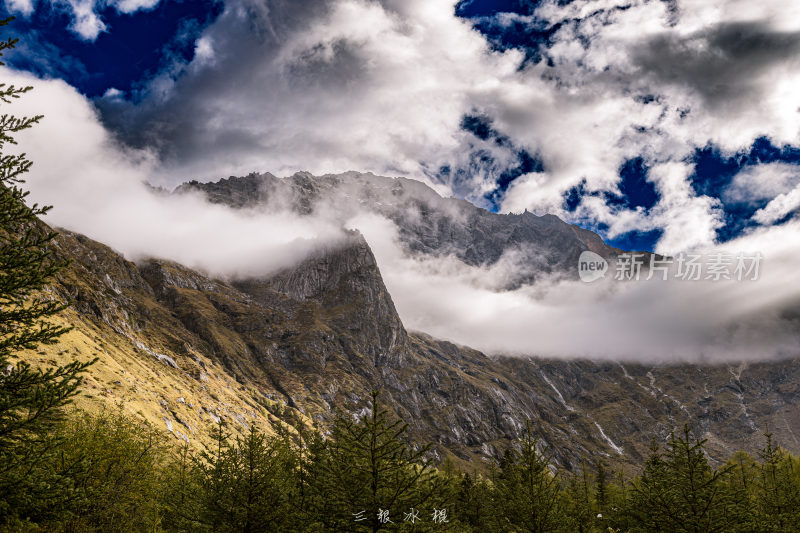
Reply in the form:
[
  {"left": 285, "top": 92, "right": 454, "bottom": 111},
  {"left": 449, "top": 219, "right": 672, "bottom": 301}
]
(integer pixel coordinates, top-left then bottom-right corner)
[
  {"left": 29, "top": 212, "right": 800, "bottom": 472},
  {"left": 262, "top": 231, "right": 407, "bottom": 364}
]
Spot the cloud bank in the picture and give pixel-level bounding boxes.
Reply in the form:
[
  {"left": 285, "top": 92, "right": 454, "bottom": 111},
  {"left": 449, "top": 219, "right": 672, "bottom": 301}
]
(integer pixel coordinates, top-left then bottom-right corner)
[
  {"left": 352, "top": 211, "right": 800, "bottom": 362},
  {"left": 4, "top": 68, "right": 347, "bottom": 278},
  {"left": 8, "top": 66, "right": 798, "bottom": 363}
]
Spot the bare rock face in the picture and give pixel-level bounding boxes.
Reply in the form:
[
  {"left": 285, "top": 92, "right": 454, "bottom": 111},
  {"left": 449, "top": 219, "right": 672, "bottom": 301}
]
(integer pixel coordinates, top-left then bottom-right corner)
[
  {"left": 262, "top": 231, "right": 407, "bottom": 363},
  {"left": 174, "top": 174, "right": 281, "bottom": 208}
]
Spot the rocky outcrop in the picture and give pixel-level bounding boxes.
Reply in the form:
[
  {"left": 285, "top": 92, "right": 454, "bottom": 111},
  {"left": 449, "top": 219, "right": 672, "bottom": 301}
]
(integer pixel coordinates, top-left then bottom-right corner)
[
  {"left": 175, "top": 174, "right": 281, "bottom": 208},
  {"left": 263, "top": 231, "right": 407, "bottom": 362}
]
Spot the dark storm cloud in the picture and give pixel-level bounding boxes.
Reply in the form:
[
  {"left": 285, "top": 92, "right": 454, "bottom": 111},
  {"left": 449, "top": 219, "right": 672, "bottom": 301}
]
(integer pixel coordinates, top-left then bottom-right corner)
[
  {"left": 284, "top": 39, "right": 368, "bottom": 89},
  {"left": 634, "top": 20, "right": 800, "bottom": 106}
]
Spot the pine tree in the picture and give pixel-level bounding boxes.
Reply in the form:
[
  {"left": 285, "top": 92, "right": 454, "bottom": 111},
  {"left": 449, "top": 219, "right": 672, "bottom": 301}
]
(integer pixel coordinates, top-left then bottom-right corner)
[
  {"left": 754, "top": 431, "right": 800, "bottom": 532},
  {"left": 561, "top": 459, "right": 596, "bottom": 533},
  {"left": 188, "top": 421, "right": 296, "bottom": 532},
  {"left": 722, "top": 450, "right": 758, "bottom": 533},
  {"left": 595, "top": 459, "right": 609, "bottom": 514},
  {"left": 161, "top": 442, "right": 207, "bottom": 533},
  {"left": 45, "top": 409, "right": 168, "bottom": 532},
  {"left": 0, "top": 17, "right": 92, "bottom": 525},
  {"left": 454, "top": 471, "right": 493, "bottom": 531},
  {"left": 629, "top": 426, "right": 732, "bottom": 533},
  {"left": 302, "top": 390, "right": 448, "bottom": 531},
  {"left": 491, "top": 420, "right": 563, "bottom": 533},
  {"left": 605, "top": 468, "right": 632, "bottom": 533}
]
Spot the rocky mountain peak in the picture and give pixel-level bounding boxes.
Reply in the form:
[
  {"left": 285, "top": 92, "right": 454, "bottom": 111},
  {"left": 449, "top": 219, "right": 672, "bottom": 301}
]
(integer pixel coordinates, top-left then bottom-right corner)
[{"left": 254, "top": 230, "right": 408, "bottom": 362}]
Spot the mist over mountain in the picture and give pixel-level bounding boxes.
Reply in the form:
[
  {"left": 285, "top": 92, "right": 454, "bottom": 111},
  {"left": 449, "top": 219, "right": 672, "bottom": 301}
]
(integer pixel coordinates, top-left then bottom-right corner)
[
  {"left": 9, "top": 145, "right": 800, "bottom": 472},
  {"left": 177, "top": 171, "right": 622, "bottom": 287},
  {"left": 6, "top": 0, "right": 800, "bottom": 528},
  {"left": 7, "top": 64, "right": 799, "bottom": 362},
  {"left": 176, "top": 171, "right": 800, "bottom": 362}
]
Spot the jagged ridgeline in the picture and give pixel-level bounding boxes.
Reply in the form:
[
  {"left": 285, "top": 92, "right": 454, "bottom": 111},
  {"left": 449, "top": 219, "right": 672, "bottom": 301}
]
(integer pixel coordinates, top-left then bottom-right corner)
[{"left": 177, "top": 171, "right": 621, "bottom": 286}]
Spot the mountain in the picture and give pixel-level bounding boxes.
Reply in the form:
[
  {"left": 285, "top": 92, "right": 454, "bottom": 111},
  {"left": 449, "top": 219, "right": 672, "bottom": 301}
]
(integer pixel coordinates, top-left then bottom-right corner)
[
  {"left": 19, "top": 172, "right": 800, "bottom": 474},
  {"left": 177, "top": 171, "right": 622, "bottom": 286}
]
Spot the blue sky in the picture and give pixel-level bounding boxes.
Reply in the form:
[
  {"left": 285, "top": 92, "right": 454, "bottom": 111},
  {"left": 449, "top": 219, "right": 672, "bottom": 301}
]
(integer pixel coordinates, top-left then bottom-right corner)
[
  {"left": 2, "top": 0, "right": 222, "bottom": 97},
  {"left": 4, "top": 0, "right": 800, "bottom": 254}
]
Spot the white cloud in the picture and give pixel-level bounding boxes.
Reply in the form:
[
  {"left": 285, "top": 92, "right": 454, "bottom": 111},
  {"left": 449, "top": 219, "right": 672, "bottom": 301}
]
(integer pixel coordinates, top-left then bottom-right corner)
[
  {"left": 647, "top": 162, "right": 725, "bottom": 254},
  {"left": 113, "top": 0, "right": 159, "bottom": 15},
  {"left": 193, "top": 36, "right": 215, "bottom": 65},
  {"left": 65, "top": 0, "right": 107, "bottom": 41},
  {"left": 96, "top": 0, "right": 522, "bottom": 190},
  {"left": 5, "top": 1, "right": 800, "bottom": 362},
  {"left": 4, "top": 67, "right": 347, "bottom": 278},
  {"left": 724, "top": 162, "right": 800, "bottom": 205},
  {"left": 12, "top": 0, "right": 800, "bottom": 252},
  {"left": 4, "top": 0, "right": 34, "bottom": 17},
  {"left": 495, "top": 0, "right": 800, "bottom": 249},
  {"left": 753, "top": 187, "right": 800, "bottom": 225},
  {"left": 353, "top": 210, "right": 800, "bottom": 362},
  {"left": 62, "top": 0, "right": 797, "bottom": 255},
  {"left": 3, "top": 0, "right": 163, "bottom": 41}
]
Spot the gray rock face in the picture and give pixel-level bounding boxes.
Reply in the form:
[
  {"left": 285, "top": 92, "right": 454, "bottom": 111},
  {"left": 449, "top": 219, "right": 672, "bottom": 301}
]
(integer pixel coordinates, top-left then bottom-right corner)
[
  {"left": 177, "top": 171, "right": 622, "bottom": 285},
  {"left": 176, "top": 174, "right": 279, "bottom": 209},
  {"left": 239, "top": 230, "right": 408, "bottom": 365}
]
